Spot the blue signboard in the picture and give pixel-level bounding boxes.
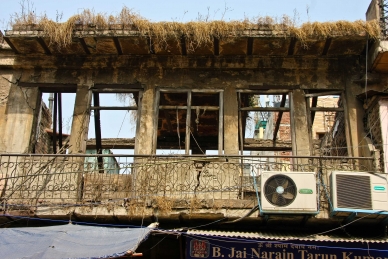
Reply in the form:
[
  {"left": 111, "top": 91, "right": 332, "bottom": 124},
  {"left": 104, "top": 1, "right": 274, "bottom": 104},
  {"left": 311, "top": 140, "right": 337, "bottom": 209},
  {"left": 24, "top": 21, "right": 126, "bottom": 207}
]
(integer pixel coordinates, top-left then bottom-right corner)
[{"left": 186, "top": 235, "right": 388, "bottom": 259}]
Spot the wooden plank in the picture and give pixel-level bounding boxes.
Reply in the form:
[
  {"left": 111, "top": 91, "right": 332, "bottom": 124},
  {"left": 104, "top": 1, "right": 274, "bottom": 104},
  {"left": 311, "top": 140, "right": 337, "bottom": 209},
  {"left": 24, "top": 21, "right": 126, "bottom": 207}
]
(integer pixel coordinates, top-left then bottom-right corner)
[
  {"left": 87, "top": 138, "right": 135, "bottom": 149},
  {"left": 310, "top": 107, "right": 343, "bottom": 112},
  {"left": 152, "top": 89, "right": 160, "bottom": 154},
  {"left": 87, "top": 137, "right": 292, "bottom": 150},
  {"left": 305, "top": 91, "right": 342, "bottom": 97},
  {"left": 92, "top": 83, "right": 142, "bottom": 90},
  {"left": 237, "top": 89, "right": 290, "bottom": 94},
  {"left": 93, "top": 92, "right": 104, "bottom": 173},
  {"left": 249, "top": 85, "right": 299, "bottom": 90},
  {"left": 91, "top": 106, "right": 138, "bottom": 111},
  {"left": 240, "top": 107, "right": 289, "bottom": 112},
  {"left": 311, "top": 96, "right": 318, "bottom": 124},
  {"left": 341, "top": 91, "right": 353, "bottom": 157},
  {"left": 53, "top": 93, "right": 58, "bottom": 154},
  {"left": 19, "top": 83, "right": 77, "bottom": 93},
  {"left": 91, "top": 89, "right": 142, "bottom": 93},
  {"left": 218, "top": 91, "right": 224, "bottom": 155},
  {"left": 58, "top": 93, "right": 63, "bottom": 150},
  {"left": 159, "top": 105, "right": 218, "bottom": 110},
  {"left": 185, "top": 91, "right": 191, "bottom": 154},
  {"left": 273, "top": 94, "right": 287, "bottom": 142},
  {"left": 159, "top": 89, "right": 223, "bottom": 93},
  {"left": 306, "top": 97, "right": 314, "bottom": 155},
  {"left": 238, "top": 92, "right": 244, "bottom": 155}
]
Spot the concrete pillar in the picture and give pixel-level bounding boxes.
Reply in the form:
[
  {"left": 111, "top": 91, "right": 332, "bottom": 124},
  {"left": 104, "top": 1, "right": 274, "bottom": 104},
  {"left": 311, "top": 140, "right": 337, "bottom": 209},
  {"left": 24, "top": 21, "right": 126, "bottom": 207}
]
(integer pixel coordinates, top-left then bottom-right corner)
[
  {"left": 1, "top": 83, "right": 40, "bottom": 153},
  {"left": 223, "top": 86, "right": 239, "bottom": 155},
  {"left": 0, "top": 73, "right": 14, "bottom": 153},
  {"left": 343, "top": 83, "right": 365, "bottom": 158},
  {"left": 68, "top": 84, "right": 92, "bottom": 154},
  {"left": 291, "top": 89, "right": 310, "bottom": 158},
  {"left": 135, "top": 86, "right": 156, "bottom": 155}
]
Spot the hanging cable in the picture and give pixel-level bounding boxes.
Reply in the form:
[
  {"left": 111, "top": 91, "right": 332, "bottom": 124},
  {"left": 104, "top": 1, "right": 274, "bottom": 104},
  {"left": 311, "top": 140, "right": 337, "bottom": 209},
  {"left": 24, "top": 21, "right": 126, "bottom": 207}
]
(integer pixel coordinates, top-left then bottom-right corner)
[{"left": 176, "top": 108, "right": 181, "bottom": 150}]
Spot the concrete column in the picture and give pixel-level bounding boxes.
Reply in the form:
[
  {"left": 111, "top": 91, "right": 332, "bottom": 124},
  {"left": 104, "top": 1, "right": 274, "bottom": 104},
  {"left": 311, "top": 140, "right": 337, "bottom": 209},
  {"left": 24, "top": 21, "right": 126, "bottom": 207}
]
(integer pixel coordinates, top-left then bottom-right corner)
[
  {"left": 291, "top": 89, "right": 310, "bottom": 157},
  {"left": 68, "top": 85, "right": 92, "bottom": 154},
  {"left": 223, "top": 86, "right": 239, "bottom": 155},
  {"left": 1, "top": 83, "right": 40, "bottom": 153},
  {"left": 0, "top": 73, "right": 14, "bottom": 153},
  {"left": 344, "top": 83, "right": 365, "bottom": 158},
  {"left": 135, "top": 85, "right": 156, "bottom": 155}
]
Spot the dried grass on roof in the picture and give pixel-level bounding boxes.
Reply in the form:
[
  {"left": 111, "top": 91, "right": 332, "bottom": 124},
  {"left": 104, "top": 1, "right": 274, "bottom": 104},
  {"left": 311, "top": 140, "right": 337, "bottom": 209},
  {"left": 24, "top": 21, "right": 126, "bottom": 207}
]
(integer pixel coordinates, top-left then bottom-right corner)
[{"left": 10, "top": 7, "right": 380, "bottom": 51}]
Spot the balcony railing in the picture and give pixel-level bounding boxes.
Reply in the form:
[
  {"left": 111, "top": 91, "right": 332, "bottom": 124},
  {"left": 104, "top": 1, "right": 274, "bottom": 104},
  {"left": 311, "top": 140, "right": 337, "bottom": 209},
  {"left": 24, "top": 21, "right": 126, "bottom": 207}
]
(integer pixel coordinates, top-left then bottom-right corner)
[{"left": 0, "top": 154, "right": 379, "bottom": 209}]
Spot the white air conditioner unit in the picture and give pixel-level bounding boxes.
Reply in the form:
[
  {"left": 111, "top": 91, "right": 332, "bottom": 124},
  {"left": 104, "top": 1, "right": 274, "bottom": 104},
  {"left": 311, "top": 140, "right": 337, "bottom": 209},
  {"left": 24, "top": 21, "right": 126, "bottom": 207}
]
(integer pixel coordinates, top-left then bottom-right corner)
[
  {"left": 331, "top": 171, "right": 388, "bottom": 214},
  {"left": 260, "top": 171, "right": 318, "bottom": 214}
]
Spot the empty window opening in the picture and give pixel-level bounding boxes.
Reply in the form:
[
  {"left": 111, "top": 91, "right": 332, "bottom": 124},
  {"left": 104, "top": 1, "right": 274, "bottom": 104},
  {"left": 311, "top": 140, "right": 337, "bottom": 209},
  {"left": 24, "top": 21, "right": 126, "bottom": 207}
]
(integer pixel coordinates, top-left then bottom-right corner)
[
  {"left": 88, "top": 89, "right": 141, "bottom": 174},
  {"left": 306, "top": 92, "right": 347, "bottom": 156},
  {"left": 238, "top": 92, "right": 291, "bottom": 151},
  {"left": 37, "top": 92, "right": 76, "bottom": 154},
  {"left": 156, "top": 90, "right": 223, "bottom": 155},
  {"left": 238, "top": 91, "right": 292, "bottom": 172}
]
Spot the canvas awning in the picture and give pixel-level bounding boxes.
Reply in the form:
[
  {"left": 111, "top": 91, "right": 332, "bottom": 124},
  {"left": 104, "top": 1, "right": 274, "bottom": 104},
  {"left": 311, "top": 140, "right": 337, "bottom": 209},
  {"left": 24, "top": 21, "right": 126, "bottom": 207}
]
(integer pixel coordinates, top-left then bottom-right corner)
[{"left": 0, "top": 223, "right": 152, "bottom": 259}]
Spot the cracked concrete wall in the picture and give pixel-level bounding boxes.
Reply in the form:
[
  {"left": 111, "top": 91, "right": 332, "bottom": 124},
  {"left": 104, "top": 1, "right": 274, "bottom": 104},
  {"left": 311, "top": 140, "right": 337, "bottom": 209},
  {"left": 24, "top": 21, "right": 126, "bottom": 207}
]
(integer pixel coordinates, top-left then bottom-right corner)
[
  {"left": 1, "top": 84, "right": 40, "bottom": 153},
  {"left": 0, "top": 70, "right": 13, "bottom": 153},
  {"left": 0, "top": 69, "right": 42, "bottom": 154}
]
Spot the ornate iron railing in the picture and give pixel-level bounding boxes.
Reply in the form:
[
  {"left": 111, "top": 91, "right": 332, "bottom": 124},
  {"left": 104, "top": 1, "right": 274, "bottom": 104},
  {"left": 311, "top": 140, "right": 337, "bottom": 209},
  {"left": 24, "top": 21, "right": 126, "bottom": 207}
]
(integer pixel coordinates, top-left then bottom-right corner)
[
  {"left": 380, "top": 0, "right": 388, "bottom": 37},
  {"left": 0, "top": 154, "right": 380, "bottom": 208}
]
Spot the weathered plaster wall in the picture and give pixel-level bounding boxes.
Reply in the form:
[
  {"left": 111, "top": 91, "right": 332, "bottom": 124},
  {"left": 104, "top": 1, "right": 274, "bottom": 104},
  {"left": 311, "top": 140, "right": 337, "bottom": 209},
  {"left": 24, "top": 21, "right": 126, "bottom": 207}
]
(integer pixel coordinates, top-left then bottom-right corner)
[
  {"left": 2, "top": 55, "right": 359, "bottom": 89},
  {"left": 0, "top": 69, "right": 13, "bottom": 152}
]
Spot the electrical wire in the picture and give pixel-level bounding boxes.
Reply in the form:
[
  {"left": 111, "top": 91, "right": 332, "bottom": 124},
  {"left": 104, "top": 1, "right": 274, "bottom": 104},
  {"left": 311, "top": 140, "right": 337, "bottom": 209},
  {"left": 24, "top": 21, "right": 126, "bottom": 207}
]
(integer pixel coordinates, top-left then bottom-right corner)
[
  {"left": 2, "top": 213, "right": 387, "bottom": 253},
  {"left": 1, "top": 202, "right": 388, "bottom": 256}
]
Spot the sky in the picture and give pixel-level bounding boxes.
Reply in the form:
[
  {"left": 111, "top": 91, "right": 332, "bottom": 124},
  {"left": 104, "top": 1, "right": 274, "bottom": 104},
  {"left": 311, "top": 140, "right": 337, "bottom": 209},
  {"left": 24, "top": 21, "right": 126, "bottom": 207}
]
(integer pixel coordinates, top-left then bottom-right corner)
[{"left": 0, "top": 0, "right": 374, "bottom": 30}]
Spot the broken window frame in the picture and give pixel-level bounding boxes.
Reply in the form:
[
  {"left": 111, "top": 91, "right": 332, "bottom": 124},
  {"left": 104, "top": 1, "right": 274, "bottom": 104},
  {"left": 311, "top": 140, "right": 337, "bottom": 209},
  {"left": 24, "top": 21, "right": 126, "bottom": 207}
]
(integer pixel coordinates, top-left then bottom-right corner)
[
  {"left": 90, "top": 84, "right": 143, "bottom": 172},
  {"left": 19, "top": 83, "right": 78, "bottom": 154},
  {"left": 305, "top": 90, "right": 349, "bottom": 156},
  {"left": 236, "top": 89, "right": 291, "bottom": 155},
  {"left": 154, "top": 88, "right": 224, "bottom": 155}
]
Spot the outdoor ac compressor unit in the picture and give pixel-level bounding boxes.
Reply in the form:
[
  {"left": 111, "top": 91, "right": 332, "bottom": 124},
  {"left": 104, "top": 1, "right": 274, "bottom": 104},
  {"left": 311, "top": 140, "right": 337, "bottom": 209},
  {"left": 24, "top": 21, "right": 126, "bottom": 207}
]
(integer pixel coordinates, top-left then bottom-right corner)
[
  {"left": 331, "top": 171, "right": 388, "bottom": 214},
  {"left": 260, "top": 171, "right": 318, "bottom": 214}
]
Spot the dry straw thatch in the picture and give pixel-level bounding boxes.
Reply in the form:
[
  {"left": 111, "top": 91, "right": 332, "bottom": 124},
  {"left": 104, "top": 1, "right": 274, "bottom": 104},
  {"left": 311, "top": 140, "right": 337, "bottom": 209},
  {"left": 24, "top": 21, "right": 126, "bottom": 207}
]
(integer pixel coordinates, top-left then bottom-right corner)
[{"left": 10, "top": 7, "right": 380, "bottom": 51}]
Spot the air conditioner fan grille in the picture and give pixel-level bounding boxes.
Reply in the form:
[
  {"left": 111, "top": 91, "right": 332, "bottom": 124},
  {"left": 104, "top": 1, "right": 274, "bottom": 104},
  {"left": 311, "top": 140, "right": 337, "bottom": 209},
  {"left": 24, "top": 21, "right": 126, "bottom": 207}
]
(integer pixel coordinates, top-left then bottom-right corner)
[{"left": 264, "top": 174, "right": 297, "bottom": 207}]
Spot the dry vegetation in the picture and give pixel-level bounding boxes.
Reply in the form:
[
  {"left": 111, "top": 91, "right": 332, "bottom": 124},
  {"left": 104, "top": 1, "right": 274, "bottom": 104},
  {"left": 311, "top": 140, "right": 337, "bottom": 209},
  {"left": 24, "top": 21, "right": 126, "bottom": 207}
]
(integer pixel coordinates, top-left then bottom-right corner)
[{"left": 9, "top": 6, "right": 380, "bottom": 51}]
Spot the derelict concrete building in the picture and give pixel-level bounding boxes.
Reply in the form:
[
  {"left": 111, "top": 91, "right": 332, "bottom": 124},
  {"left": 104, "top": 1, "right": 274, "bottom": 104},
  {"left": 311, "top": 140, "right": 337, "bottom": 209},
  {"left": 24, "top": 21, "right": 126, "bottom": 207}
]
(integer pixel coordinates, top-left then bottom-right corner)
[{"left": 1, "top": 0, "right": 388, "bottom": 258}]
